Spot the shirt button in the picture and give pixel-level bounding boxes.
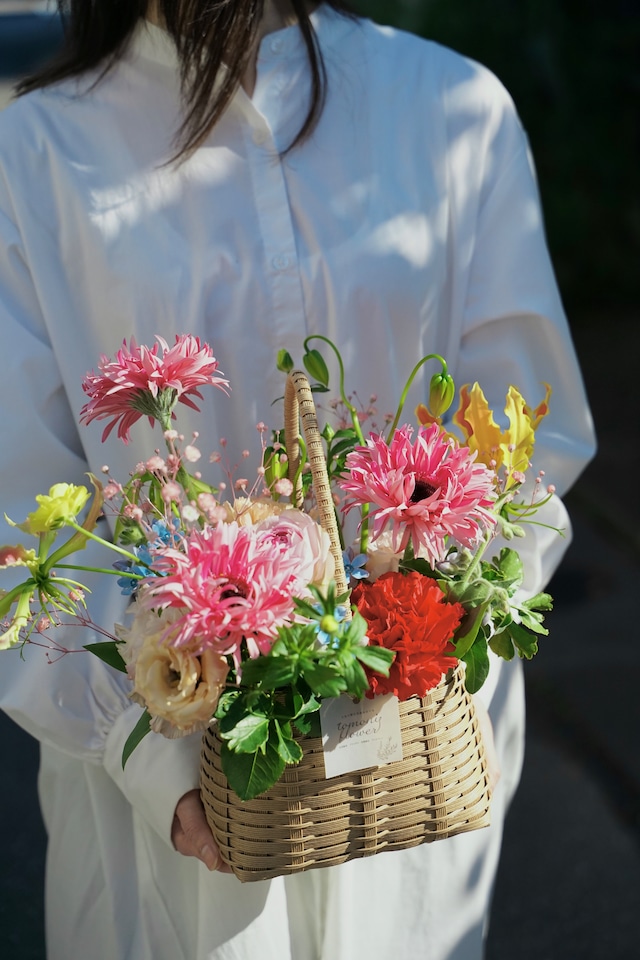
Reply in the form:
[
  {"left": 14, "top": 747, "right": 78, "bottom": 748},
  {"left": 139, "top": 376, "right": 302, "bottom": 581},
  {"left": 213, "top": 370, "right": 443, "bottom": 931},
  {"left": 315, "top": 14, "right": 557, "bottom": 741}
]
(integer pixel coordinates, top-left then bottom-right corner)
[
  {"left": 252, "top": 128, "right": 268, "bottom": 146},
  {"left": 270, "top": 37, "right": 285, "bottom": 54},
  {"left": 272, "top": 254, "right": 291, "bottom": 271}
]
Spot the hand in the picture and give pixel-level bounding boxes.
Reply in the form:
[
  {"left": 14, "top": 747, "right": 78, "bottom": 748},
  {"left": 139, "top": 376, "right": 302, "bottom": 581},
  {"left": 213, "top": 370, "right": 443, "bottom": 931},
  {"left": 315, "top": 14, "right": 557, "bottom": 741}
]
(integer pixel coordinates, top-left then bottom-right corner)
[{"left": 171, "top": 789, "right": 232, "bottom": 873}]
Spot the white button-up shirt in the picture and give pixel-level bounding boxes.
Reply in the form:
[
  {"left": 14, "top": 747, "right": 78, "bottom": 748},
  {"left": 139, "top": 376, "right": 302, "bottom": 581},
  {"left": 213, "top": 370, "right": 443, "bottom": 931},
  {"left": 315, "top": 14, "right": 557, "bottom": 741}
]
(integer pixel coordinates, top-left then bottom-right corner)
[{"left": 0, "top": 7, "right": 594, "bottom": 960}]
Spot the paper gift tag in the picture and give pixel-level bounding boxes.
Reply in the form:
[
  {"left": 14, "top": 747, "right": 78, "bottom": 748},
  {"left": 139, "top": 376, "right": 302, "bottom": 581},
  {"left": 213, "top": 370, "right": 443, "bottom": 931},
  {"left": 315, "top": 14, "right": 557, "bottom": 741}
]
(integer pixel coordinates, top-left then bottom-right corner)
[{"left": 319, "top": 693, "right": 404, "bottom": 779}]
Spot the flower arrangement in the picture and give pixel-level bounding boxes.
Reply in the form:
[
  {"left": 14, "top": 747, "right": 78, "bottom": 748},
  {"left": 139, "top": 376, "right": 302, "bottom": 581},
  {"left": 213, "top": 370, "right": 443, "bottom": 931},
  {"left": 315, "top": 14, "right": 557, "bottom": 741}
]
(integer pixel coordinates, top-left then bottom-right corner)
[{"left": 0, "top": 334, "right": 556, "bottom": 801}]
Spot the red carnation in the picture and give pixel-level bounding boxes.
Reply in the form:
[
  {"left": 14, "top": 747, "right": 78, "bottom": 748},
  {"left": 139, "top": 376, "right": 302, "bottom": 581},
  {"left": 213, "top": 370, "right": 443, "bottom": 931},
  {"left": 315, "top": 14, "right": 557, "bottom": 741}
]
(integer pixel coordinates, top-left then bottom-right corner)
[{"left": 352, "top": 571, "right": 464, "bottom": 700}]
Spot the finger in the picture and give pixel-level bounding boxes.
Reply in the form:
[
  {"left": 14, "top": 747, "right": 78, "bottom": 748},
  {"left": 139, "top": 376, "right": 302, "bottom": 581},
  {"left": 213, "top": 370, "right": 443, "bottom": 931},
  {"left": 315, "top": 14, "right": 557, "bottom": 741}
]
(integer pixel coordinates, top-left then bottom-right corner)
[{"left": 172, "top": 791, "right": 232, "bottom": 873}]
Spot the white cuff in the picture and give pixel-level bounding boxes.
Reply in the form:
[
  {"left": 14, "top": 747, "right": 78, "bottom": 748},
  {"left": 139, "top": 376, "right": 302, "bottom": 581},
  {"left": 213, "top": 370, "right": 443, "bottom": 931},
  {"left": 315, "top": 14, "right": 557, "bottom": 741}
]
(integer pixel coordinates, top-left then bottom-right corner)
[{"left": 103, "top": 702, "right": 202, "bottom": 847}]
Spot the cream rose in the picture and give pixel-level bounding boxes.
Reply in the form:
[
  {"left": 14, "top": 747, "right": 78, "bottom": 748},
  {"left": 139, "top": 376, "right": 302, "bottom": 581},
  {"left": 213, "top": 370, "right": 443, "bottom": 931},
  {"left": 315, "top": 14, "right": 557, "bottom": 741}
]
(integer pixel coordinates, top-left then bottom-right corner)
[
  {"left": 115, "top": 603, "right": 182, "bottom": 679},
  {"left": 133, "top": 636, "right": 228, "bottom": 738},
  {"left": 364, "top": 532, "right": 402, "bottom": 581},
  {"left": 223, "top": 496, "right": 290, "bottom": 526}
]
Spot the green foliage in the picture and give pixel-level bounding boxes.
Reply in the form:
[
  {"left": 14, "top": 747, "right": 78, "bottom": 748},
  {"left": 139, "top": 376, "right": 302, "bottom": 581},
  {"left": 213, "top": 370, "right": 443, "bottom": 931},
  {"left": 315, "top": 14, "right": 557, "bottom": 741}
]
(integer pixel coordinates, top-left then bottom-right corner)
[
  {"left": 122, "top": 709, "right": 151, "bottom": 768},
  {"left": 213, "top": 585, "right": 395, "bottom": 800},
  {"left": 83, "top": 640, "right": 127, "bottom": 673},
  {"left": 403, "top": 545, "right": 552, "bottom": 683}
]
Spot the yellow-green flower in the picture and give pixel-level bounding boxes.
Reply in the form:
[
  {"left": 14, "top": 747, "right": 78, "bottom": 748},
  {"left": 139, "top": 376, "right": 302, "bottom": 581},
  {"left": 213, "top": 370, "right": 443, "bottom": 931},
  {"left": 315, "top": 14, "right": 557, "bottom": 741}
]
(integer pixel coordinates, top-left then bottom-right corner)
[
  {"left": 452, "top": 382, "right": 552, "bottom": 488},
  {"left": 9, "top": 483, "right": 91, "bottom": 536},
  {"left": 0, "top": 587, "right": 32, "bottom": 650}
]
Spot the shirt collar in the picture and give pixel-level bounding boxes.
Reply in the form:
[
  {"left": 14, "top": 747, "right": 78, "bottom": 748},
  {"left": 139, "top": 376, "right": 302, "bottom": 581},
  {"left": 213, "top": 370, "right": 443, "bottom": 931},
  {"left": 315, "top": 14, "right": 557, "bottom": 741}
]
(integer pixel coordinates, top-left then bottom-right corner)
[{"left": 130, "top": 3, "right": 355, "bottom": 72}]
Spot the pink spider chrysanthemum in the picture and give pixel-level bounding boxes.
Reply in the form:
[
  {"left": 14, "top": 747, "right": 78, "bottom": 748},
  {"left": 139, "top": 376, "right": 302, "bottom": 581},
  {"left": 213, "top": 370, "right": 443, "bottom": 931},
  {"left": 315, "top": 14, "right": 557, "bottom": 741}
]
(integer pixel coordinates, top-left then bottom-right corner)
[
  {"left": 137, "top": 521, "right": 301, "bottom": 663},
  {"left": 80, "top": 335, "right": 229, "bottom": 443},
  {"left": 340, "top": 423, "right": 496, "bottom": 565}
]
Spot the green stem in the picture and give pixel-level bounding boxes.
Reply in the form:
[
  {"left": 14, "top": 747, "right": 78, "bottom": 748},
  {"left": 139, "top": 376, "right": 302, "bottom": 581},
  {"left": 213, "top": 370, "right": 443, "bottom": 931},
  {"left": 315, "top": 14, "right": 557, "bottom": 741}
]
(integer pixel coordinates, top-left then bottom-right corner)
[
  {"left": 53, "top": 564, "right": 145, "bottom": 579},
  {"left": 459, "top": 531, "right": 493, "bottom": 587},
  {"left": 304, "top": 335, "right": 370, "bottom": 550},
  {"left": 386, "top": 354, "right": 448, "bottom": 442},
  {"left": 0, "top": 580, "right": 35, "bottom": 619},
  {"left": 303, "top": 335, "right": 365, "bottom": 446},
  {"left": 44, "top": 523, "right": 140, "bottom": 574},
  {"left": 358, "top": 502, "right": 370, "bottom": 554}
]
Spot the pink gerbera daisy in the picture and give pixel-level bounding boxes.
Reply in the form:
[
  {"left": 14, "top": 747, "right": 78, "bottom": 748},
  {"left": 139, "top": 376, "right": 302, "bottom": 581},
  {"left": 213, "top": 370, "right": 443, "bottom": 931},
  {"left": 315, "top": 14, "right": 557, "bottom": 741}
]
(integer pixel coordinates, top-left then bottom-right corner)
[
  {"left": 138, "top": 521, "right": 300, "bottom": 663},
  {"left": 340, "top": 423, "right": 496, "bottom": 565},
  {"left": 80, "top": 335, "right": 229, "bottom": 443}
]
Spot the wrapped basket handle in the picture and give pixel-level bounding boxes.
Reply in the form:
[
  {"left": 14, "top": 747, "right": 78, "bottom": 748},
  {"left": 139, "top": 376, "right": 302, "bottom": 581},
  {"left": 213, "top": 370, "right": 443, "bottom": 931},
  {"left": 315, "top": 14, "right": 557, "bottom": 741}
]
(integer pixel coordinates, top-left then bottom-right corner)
[{"left": 284, "top": 370, "right": 348, "bottom": 599}]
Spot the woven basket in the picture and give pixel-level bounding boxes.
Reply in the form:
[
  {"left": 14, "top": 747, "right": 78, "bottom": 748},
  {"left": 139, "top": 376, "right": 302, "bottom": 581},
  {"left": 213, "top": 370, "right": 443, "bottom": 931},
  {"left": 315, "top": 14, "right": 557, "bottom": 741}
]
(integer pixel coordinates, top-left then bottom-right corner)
[{"left": 200, "top": 370, "right": 491, "bottom": 882}]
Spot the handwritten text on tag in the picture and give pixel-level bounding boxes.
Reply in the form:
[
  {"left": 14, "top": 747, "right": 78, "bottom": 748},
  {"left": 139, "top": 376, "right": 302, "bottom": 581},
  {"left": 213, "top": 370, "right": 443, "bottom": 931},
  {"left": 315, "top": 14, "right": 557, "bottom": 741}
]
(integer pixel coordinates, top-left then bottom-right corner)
[{"left": 319, "top": 693, "right": 403, "bottom": 779}]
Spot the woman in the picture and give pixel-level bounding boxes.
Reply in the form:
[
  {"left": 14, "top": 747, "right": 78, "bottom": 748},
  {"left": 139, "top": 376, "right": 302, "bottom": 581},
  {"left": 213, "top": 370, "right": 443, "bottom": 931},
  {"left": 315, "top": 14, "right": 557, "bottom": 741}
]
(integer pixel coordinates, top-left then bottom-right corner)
[{"left": 0, "top": 2, "right": 595, "bottom": 958}]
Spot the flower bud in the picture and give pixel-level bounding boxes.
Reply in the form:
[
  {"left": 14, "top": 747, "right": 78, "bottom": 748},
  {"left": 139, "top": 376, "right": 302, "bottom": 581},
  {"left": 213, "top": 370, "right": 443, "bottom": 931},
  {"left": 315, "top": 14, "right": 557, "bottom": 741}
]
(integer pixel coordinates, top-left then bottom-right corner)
[
  {"left": 428, "top": 371, "right": 456, "bottom": 418},
  {"left": 303, "top": 349, "right": 330, "bottom": 387},
  {"left": 319, "top": 614, "right": 339, "bottom": 635},
  {"left": 276, "top": 349, "right": 294, "bottom": 373}
]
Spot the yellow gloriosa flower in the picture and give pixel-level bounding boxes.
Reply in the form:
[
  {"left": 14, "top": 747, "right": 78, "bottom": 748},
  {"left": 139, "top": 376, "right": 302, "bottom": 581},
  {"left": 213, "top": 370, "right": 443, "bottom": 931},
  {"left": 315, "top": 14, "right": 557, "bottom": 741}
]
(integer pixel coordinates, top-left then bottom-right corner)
[
  {"left": 8, "top": 483, "right": 91, "bottom": 536},
  {"left": 452, "top": 382, "right": 552, "bottom": 487}
]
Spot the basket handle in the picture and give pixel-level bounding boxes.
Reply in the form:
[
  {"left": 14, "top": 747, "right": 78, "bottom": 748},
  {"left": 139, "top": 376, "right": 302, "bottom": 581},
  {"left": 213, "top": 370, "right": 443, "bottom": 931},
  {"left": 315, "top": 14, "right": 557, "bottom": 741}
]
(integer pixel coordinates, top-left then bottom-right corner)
[{"left": 284, "top": 370, "right": 349, "bottom": 600}]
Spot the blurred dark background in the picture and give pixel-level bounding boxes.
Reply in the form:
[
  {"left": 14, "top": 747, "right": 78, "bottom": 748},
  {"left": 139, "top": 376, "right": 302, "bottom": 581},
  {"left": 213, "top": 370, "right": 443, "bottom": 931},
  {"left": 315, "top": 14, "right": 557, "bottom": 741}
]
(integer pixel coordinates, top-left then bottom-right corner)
[
  {"left": 1, "top": 2, "right": 639, "bottom": 958},
  {"left": 355, "top": 0, "right": 640, "bottom": 314}
]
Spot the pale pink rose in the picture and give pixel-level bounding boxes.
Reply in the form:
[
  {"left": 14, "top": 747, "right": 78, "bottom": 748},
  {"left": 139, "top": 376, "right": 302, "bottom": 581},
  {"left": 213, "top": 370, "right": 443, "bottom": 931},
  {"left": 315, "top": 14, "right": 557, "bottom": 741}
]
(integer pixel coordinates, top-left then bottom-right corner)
[{"left": 256, "top": 510, "right": 335, "bottom": 591}]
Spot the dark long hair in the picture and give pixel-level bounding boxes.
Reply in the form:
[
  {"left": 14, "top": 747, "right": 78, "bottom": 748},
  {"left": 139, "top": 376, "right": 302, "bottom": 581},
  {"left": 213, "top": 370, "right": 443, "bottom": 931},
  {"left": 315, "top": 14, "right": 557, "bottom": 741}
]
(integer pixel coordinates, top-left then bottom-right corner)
[{"left": 17, "top": 1, "right": 356, "bottom": 156}]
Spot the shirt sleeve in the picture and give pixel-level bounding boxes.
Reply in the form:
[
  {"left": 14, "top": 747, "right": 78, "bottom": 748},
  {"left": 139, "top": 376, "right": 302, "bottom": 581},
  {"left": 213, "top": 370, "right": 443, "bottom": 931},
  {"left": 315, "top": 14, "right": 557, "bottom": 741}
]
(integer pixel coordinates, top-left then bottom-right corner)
[
  {"left": 0, "top": 191, "right": 199, "bottom": 846},
  {"left": 446, "top": 72, "right": 596, "bottom": 597}
]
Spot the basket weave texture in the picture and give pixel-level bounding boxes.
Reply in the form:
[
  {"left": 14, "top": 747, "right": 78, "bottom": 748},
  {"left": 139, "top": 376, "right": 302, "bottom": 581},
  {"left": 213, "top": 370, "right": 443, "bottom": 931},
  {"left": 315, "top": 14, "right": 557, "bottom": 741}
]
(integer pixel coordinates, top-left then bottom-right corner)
[
  {"left": 199, "top": 370, "right": 491, "bottom": 882},
  {"left": 201, "top": 664, "right": 490, "bottom": 882}
]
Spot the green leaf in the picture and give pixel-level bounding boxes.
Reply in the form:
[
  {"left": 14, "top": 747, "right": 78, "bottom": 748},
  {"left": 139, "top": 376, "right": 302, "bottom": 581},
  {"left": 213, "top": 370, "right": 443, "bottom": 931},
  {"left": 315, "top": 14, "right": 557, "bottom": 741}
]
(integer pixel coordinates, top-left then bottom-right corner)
[
  {"left": 220, "top": 732, "right": 286, "bottom": 801},
  {"left": 452, "top": 603, "right": 489, "bottom": 660},
  {"left": 328, "top": 437, "right": 359, "bottom": 459},
  {"left": 342, "top": 657, "right": 370, "bottom": 700},
  {"left": 303, "top": 348, "right": 330, "bottom": 387},
  {"left": 461, "top": 639, "right": 490, "bottom": 694},
  {"left": 283, "top": 685, "right": 321, "bottom": 720},
  {"left": 84, "top": 640, "right": 127, "bottom": 674},
  {"left": 516, "top": 606, "right": 549, "bottom": 635},
  {"left": 274, "top": 719, "right": 304, "bottom": 764},
  {"left": 342, "top": 611, "right": 367, "bottom": 646},
  {"left": 276, "top": 349, "right": 294, "bottom": 373},
  {"left": 218, "top": 713, "right": 270, "bottom": 753},
  {"left": 399, "top": 557, "right": 439, "bottom": 579},
  {"left": 354, "top": 644, "right": 394, "bottom": 675},
  {"left": 488, "top": 629, "right": 515, "bottom": 661},
  {"left": 214, "top": 688, "right": 242, "bottom": 720},
  {"left": 493, "top": 548, "right": 524, "bottom": 586},
  {"left": 523, "top": 592, "right": 554, "bottom": 612},
  {"left": 303, "top": 662, "right": 346, "bottom": 698},
  {"left": 239, "top": 654, "right": 297, "bottom": 689},
  {"left": 122, "top": 710, "right": 151, "bottom": 769},
  {"left": 507, "top": 622, "right": 539, "bottom": 660},
  {"left": 456, "top": 580, "right": 494, "bottom": 606},
  {"left": 293, "top": 713, "right": 313, "bottom": 736}
]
